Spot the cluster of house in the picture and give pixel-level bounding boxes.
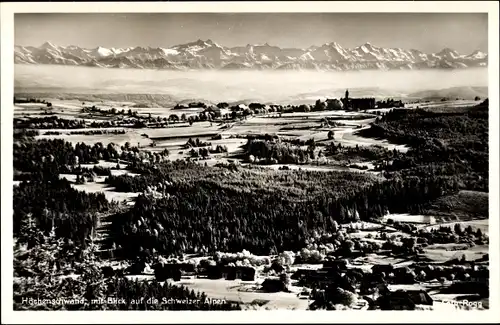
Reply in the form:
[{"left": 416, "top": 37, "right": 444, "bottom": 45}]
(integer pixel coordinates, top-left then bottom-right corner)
[
  {"left": 148, "top": 258, "right": 437, "bottom": 310},
  {"left": 172, "top": 90, "right": 405, "bottom": 120},
  {"left": 199, "top": 264, "right": 257, "bottom": 281},
  {"left": 376, "top": 98, "right": 405, "bottom": 109},
  {"left": 289, "top": 260, "right": 436, "bottom": 310},
  {"left": 107, "top": 254, "right": 488, "bottom": 310},
  {"left": 338, "top": 90, "right": 405, "bottom": 111}
]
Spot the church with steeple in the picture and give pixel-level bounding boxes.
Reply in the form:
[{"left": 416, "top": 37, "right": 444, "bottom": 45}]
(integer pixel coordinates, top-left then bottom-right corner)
[{"left": 341, "top": 89, "right": 375, "bottom": 111}]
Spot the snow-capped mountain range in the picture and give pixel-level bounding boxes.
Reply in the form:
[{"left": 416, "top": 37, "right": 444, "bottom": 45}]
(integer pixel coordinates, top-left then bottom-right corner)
[{"left": 15, "top": 39, "right": 488, "bottom": 71}]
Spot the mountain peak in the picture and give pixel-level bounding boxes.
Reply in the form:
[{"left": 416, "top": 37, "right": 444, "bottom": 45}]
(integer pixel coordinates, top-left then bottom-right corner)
[
  {"left": 94, "top": 46, "right": 114, "bottom": 57},
  {"left": 438, "top": 47, "right": 458, "bottom": 54},
  {"left": 467, "top": 50, "right": 487, "bottom": 59},
  {"left": 470, "top": 49, "right": 486, "bottom": 55},
  {"left": 359, "top": 42, "right": 376, "bottom": 49},
  {"left": 40, "top": 41, "right": 58, "bottom": 49},
  {"left": 436, "top": 47, "right": 461, "bottom": 59},
  {"left": 177, "top": 39, "right": 214, "bottom": 49}
]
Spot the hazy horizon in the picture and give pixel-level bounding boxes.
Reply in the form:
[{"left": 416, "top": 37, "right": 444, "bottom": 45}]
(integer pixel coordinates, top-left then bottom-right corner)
[
  {"left": 14, "top": 65, "right": 488, "bottom": 104},
  {"left": 15, "top": 13, "right": 488, "bottom": 54}
]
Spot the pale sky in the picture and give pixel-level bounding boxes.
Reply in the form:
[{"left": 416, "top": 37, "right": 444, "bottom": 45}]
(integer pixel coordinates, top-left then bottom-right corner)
[{"left": 15, "top": 13, "right": 488, "bottom": 54}]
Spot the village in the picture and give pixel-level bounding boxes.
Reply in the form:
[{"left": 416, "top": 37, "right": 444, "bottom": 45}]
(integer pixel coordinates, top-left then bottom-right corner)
[{"left": 92, "top": 212, "right": 489, "bottom": 311}]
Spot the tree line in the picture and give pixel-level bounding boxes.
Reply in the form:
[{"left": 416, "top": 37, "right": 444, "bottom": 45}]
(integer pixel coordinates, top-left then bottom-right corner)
[
  {"left": 245, "top": 139, "right": 316, "bottom": 165},
  {"left": 14, "top": 138, "right": 169, "bottom": 180},
  {"left": 14, "top": 116, "right": 86, "bottom": 129}
]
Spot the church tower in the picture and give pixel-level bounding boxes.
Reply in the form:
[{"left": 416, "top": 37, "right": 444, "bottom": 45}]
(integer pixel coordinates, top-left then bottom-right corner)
[{"left": 344, "top": 89, "right": 350, "bottom": 110}]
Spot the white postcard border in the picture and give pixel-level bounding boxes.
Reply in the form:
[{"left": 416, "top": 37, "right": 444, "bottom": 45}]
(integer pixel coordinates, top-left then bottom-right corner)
[{"left": 1, "top": 2, "right": 499, "bottom": 324}]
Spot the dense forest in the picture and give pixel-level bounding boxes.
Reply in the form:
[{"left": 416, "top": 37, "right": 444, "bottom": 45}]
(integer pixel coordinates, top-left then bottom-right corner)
[
  {"left": 360, "top": 105, "right": 488, "bottom": 191},
  {"left": 13, "top": 179, "right": 110, "bottom": 247},
  {"left": 103, "top": 161, "right": 459, "bottom": 258},
  {"left": 106, "top": 159, "right": 377, "bottom": 198},
  {"left": 325, "top": 142, "right": 400, "bottom": 163}
]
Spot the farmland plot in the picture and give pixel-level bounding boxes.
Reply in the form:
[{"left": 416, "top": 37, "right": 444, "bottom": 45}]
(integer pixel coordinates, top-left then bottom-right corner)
[{"left": 422, "top": 244, "right": 488, "bottom": 263}]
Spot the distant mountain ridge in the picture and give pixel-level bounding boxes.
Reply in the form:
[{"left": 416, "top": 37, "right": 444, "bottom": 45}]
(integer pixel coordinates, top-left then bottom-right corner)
[{"left": 15, "top": 39, "right": 488, "bottom": 71}]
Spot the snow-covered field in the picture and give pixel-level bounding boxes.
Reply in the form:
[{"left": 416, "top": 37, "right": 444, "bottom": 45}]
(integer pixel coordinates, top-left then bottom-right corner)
[
  {"left": 383, "top": 213, "right": 437, "bottom": 224},
  {"left": 177, "top": 278, "right": 309, "bottom": 310},
  {"left": 405, "top": 99, "right": 481, "bottom": 110},
  {"left": 79, "top": 160, "right": 129, "bottom": 169},
  {"left": 341, "top": 132, "right": 409, "bottom": 152},
  {"left": 27, "top": 103, "right": 404, "bottom": 161},
  {"left": 59, "top": 173, "right": 139, "bottom": 204}
]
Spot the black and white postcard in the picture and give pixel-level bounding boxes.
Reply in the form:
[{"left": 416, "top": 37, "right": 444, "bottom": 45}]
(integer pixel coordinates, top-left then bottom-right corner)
[{"left": 1, "top": 1, "right": 499, "bottom": 324}]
